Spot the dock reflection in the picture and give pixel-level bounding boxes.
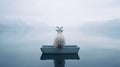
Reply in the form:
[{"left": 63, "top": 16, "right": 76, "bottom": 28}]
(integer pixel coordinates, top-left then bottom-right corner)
[{"left": 40, "top": 53, "right": 80, "bottom": 67}]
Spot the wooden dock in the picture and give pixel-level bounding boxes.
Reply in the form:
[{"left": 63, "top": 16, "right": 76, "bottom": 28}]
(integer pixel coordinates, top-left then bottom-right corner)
[{"left": 40, "top": 45, "right": 80, "bottom": 54}]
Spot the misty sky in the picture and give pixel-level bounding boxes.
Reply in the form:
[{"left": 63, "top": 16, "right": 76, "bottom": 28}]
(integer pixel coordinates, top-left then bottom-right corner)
[{"left": 0, "top": 0, "right": 120, "bottom": 27}]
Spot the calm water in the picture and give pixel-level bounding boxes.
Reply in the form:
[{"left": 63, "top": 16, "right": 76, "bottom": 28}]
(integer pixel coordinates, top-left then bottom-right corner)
[{"left": 0, "top": 30, "right": 120, "bottom": 67}]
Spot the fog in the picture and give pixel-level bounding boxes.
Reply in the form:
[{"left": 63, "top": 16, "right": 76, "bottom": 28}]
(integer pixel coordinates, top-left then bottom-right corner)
[
  {"left": 0, "top": 0, "right": 120, "bottom": 27},
  {"left": 0, "top": 18, "right": 120, "bottom": 50},
  {"left": 0, "top": 0, "right": 120, "bottom": 67}
]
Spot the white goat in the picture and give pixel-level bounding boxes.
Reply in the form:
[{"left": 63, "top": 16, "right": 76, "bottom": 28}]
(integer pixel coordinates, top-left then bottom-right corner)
[{"left": 53, "top": 26, "right": 65, "bottom": 48}]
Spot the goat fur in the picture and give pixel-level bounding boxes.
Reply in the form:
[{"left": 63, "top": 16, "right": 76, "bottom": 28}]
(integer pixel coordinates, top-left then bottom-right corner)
[{"left": 54, "top": 26, "right": 65, "bottom": 48}]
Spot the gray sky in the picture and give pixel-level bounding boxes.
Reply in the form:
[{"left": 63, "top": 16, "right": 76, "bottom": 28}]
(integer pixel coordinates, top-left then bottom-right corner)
[{"left": 0, "top": 0, "right": 120, "bottom": 27}]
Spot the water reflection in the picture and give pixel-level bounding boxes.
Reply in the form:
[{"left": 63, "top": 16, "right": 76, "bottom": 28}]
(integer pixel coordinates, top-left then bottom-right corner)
[{"left": 40, "top": 54, "right": 80, "bottom": 67}]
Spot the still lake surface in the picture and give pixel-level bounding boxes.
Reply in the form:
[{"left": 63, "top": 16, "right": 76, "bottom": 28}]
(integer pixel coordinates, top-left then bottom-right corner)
[{"left": 0, "top": 29, "right": 120, "bottom": 67}]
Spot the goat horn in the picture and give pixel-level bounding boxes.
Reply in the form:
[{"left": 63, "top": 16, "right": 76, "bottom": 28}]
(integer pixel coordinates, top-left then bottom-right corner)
[{"left": 60, "top": 27, "right": 63, "bottom": 30}]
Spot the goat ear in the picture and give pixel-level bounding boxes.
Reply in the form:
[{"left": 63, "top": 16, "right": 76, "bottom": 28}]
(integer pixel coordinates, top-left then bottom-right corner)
[
  {"left": 56, "top": 30, "right": 59, "bottom": 32},
  {"left": 56, "top": 26, "right": 59, "bottom": 30}
]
